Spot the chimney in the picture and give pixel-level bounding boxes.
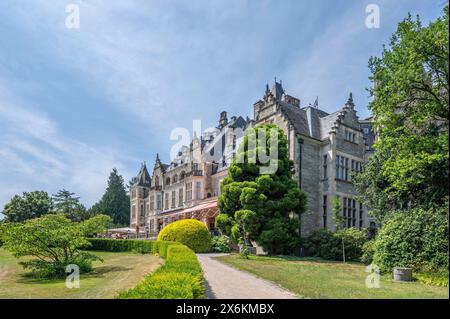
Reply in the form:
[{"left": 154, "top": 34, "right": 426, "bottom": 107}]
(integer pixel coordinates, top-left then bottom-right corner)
[{"left": 219, "top": 111, "right": 228, "bottom": 128}]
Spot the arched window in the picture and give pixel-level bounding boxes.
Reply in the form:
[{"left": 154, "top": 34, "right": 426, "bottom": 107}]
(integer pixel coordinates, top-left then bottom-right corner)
[
  {"left": 172, "top": 174, "right": 178, "bottom": 183},
  {"left": 180, "top": 171, "right": 186, "bottom": 181},
  {"left": 166, "top": 177, "right": 171, "bottom": 185}
]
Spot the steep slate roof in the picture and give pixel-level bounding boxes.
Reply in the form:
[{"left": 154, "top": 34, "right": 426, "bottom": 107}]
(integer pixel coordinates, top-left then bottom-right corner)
[
  {"left": 132, "top": 163, "right": 152, "bottom": 187},
  {"left": 279, "top": 102, "right": 311, "bottom": 136},
  {"left": 279, "top": 102, "right": 338, "bottom": 140}
]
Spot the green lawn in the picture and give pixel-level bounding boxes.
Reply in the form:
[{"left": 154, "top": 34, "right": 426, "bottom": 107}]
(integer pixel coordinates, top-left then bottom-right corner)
[
  {"left": 0, "top": 248, "right": 162, "bottom": 299},
  {"left": 216, "top": 254, "right": 449, "bottom": 299}
]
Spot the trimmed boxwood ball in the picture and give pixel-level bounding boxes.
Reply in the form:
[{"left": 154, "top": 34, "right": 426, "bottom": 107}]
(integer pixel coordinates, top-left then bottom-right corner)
[{"left": 157, "top": 219, "right": 212, "bottom": 253}]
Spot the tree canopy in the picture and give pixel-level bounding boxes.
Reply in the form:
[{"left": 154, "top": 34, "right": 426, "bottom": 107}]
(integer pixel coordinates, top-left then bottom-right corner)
[
  {"left": 0, "top": 214, "right": 110, "bottom": 278},
  {"left": 217, "top": 124, "right": 307, "bottom": 255},
  {"left": 52, "top": 189, "right": 91, "bottom": 222},
  {"left": 2, "top": 191, "right": 52, "bottom": 223},
  {"left": 354, "top": 7, "right": 449, "bottom": 222},
  {"left": 90, "top": 168, "right": 130, "bottom": 226}
]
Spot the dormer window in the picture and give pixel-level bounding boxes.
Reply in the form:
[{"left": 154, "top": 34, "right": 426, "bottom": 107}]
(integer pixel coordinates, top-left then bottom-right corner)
[{"left": 345, "top": 129, "right": 357, "bottom": 143}]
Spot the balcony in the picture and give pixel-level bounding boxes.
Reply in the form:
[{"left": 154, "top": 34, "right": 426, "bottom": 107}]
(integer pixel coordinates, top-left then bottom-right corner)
[{"left": 193, "top": 170, "right": 203, "bottom": 176}]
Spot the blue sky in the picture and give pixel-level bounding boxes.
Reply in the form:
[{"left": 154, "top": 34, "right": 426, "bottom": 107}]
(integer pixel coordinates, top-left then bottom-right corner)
[{"left": 0, "top": 0, "right": 445, "bottom": 215}]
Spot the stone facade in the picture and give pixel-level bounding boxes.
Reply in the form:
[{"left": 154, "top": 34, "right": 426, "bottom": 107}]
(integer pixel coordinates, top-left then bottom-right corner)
[{"left": 130, "top": 80, "right": 375, "bottom": 238}]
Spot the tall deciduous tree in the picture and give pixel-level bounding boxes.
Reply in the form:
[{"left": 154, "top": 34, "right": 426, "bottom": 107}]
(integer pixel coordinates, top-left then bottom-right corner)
[
  {"left": 354, "top": 7, "right": 449, "bottom": 222},
  {"left": 2, "top": 191, "right": 53, "bottom": 222},
  {"left": 90, "top": 168, "right": 130, "bottom": 226},
  {"left": 217, "top": 124, "right": 307, "bottom": 255}
]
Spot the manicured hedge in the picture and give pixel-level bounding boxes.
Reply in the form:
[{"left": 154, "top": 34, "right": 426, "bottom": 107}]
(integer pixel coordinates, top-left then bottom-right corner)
[
  {"left": 157, "top": 219, "right": 212, "bottom": 253},
  {"left": 86, "top": 238, "right": 204, "bottom": 299}
]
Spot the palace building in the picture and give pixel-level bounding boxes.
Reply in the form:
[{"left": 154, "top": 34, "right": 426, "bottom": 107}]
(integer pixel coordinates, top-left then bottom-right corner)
[{"left": 130, "top": 80, "right": 375, "bottom": 238}]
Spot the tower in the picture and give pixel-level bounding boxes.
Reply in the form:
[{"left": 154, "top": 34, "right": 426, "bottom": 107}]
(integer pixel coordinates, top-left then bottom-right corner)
[{"left": 130, "top": 162, "right": 151, "bottom": 229}]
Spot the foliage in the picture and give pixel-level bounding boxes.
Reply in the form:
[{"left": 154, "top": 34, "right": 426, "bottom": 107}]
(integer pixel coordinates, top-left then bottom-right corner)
[
  {"left": 414, "top": 271, "right": 449, "bottom": 287},
  {"left": 0, "top": 214, "right": 102, "bottom": 278},
  {"left": 305, "top": 228, "right": 368, "bottom": 262},
  {"left": 87, "top": 239, "right": 204, "bottom": 299},
  {"left": 360, "top": 239, "right": 376, "bottom": 265},
  {"left": 211, "top": 235, "right": 231, "bottom": 253},
  {"left": 52, "top": 189, "right": 91, "bottom": 222},
  {"left": 2, "top": 191, "right": 52, "bottom": 223},
  {"left": 90, "top": 168, "right": 130, "bottom": 226},
  {"left": 217, "top": 124, "right": 307, "bottom": 255},
  {"left": 372, "top": 204, "right": 449, "bottom": 273},
  {"left": 79, "top": 214, "right": 112, "bottom": 237},
  {"left": 354, "top": 7, "right": 449, "bottom": 222},
  {"left": 157, "top": 219, "right": 211, "bottom": 253},
  {"left": 331, "top": 196, "right": 344, "bottom": 230}
]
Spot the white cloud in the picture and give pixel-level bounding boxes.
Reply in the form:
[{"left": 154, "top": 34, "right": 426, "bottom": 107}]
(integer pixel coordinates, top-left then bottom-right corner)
[{"left": 0, "top": 84, "right": 137, "bottom": 211}]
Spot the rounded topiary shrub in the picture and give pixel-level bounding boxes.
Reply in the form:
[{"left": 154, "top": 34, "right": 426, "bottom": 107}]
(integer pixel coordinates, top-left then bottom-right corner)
[{"left": 157, "top": 219, "right": 212, "bottom": 253}]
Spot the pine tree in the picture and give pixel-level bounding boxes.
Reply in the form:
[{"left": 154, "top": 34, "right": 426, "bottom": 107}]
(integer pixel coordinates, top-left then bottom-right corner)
[
  {"left": 217, "top": 124, "right": 307, "bottom": 255},
  {"left": 52, "top": 189, "right": 89, "bottom": 222},
  {"left": 91, "top": 168, "right": 130, "bottom": 226}
]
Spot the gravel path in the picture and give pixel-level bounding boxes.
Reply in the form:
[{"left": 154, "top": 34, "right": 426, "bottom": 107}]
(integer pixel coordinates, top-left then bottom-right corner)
[{"left": 196, "top": 254, "right": 298, "bottom": 299}]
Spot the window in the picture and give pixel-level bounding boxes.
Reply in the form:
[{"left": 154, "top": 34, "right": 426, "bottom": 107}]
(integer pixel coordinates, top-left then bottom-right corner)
[
  {"left": 322, "top": 195, "right": 327, "bottom": 229},
  {"left": 343, "top": 197, "right": 347, "bottom": 226},
  {"left": 185, "top": 182, "right": 192, "bottom": 201},
  {"left": 359, "top": 202, "right": 364, "bottom": 229},
  {"left": 343, "top": 198, "right": 357, "bottom": 228},
  {"left": 150, "top": 220, "right": 154, "bottom": 232},
  {"left": 180, "top": 171, "right": 185, "bottom": 181},
  {"left": 344, "top": 158, "right": 349, "bottom": 181},
  {"left": 132, "top": 205, "right": 136, "bottom": 219},
  {"left": 132, "top": 189, "right": 136, "bottom": 198},
  {"left": 156, "top": 194, "right": 162, "bottom": 210},
  {"left": 155, "top": 176, "right": 160, "bottom": 186},
  {"left": 140, "top": 205, "right": 144, "bottom": 217},
  {"left": 165, "top": 193, "right": 169, "bottom": 210},
  {"left": 345, "top": 129, "right": 356, "bottom": 143},
  {"left": 195, "top": 182, "right": 202, "bottom": 200},
  {"left": 178, "top": 188, "right": 183, "bottom": 207},
  {"left": 323, "top": 155, "right": 327, "bottom": 179},
  {"left": 171, "top": 191, "right": 176, "bottom": 208},
  {"left": 336, "top": 155, "right": 345, "bottom": 180},
  {"left": 150, "top": 195, "right": 155, "bottom": 211},
  {"left": 352, "top": 199, "right": 356, "bottom": 227},
  {"left": 165, "top": 177, "right": 171, "bottom": 186},
  {"left": 172, "top": 175, "right": 178, "bottom": 183}
]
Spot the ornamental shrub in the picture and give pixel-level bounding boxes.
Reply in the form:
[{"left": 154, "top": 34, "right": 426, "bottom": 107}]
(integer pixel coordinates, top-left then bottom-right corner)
[
  {"left": 305, "top": 228, "right": 368, "bottom": 262},
  {"left": 117, "top": 243, "right": 204, "bottom": 299},
  {"left": 157, "top": 219, "right": 212, "bottom": 253},
  {"left": 211, "top": 236, "right": 231, "bottom": 253},
  {"left": 87, "top": 238, "right": 204, "bottom": 299},
  {"left": 372, "top": 205, "right": 449, "bottom": 273},
  {"left": 1, "top": 214, "right": 103, "bottom": 278},
  {"left": 361, "top": 239, "right": 376, "bottom": 265}
]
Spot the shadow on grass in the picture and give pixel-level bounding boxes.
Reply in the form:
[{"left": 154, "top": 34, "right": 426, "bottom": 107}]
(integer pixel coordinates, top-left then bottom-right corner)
[
  {"left": 222, "top": 254, "right": 363, "bottom": 266},
  {"left": 16, "top": 265, "right": 131, "bottom": 284}
]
